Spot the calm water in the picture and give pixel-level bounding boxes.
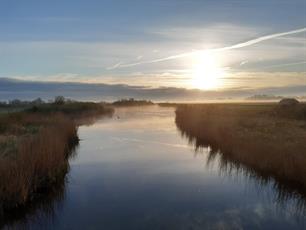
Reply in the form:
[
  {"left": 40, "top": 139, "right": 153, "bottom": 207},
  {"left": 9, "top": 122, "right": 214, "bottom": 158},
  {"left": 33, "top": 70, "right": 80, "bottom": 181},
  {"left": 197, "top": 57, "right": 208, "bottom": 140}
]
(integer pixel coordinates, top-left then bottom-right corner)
[{"left": 4, "top": 106, "right": 306, "bottom": 229}]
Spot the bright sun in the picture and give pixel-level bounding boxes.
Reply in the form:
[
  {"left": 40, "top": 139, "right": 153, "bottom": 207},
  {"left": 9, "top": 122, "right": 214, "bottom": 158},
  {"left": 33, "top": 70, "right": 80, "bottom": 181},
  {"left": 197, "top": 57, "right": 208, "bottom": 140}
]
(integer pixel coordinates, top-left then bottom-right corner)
[{"left": 190, "top": 51, "right": 225, "bottom": 90}]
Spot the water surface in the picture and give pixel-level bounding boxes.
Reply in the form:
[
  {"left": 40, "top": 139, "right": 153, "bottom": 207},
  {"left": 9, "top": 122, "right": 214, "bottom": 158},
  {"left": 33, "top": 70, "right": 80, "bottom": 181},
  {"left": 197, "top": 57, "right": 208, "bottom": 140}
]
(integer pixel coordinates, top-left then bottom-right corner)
[{"left": 5, "top": 106, "right": 306, "bottom": 229}]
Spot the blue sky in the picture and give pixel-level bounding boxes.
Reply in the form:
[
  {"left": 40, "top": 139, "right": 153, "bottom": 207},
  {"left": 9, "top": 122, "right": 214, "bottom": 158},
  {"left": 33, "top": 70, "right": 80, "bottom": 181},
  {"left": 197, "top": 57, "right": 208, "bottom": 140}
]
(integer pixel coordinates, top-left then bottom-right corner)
[{"left": 0, "top": 0, "right": 305, "bottom": 92}]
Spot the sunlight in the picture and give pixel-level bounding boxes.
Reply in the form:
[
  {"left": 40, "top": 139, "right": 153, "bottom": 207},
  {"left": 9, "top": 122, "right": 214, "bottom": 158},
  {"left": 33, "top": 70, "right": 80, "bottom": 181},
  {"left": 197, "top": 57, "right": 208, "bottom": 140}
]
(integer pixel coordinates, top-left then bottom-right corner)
[{"left": 190, "top": 51, "right": 226, "bottom": 90}]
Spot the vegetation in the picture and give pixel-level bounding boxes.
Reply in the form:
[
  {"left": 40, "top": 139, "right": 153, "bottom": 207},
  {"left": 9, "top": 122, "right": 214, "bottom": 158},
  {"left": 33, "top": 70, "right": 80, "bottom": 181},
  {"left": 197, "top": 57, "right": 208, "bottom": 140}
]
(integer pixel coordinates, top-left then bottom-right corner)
[
  {"left": 0, "top": 170, "right": 67, "bottom": 228},
  {"left": 0, "top": 97, "right": 114, "bottom": 215},
  {"left": 158, "top": 102, "right": 180, "bottom": 107},
  {"left": 0, "top": 98, "right": 45, "bottom": 113},
  {"left": 112, "top": 98, "right": 154, "bottom": 106},
  {"left": 175, "top": 102, "right": 306, "bottom": 193},
  {"left": 246, "top": 94, "right": 284, "bottom": 101},
  {"left": 28, "top": 101, "right": 113, "bottom": 118}
]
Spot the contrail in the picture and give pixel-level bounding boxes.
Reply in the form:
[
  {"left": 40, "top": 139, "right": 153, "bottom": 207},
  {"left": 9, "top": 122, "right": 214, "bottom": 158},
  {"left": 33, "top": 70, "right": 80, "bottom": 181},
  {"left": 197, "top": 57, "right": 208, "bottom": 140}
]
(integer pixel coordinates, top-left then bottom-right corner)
[
  {"left": 108, "top": 51, "right": 199, "bottom": 69},
  {"left": 106, "top": 62, "right": 123, "bottom": 70},
  {"left": 108, "top": 27, "right": 306, "bottom": 69},
  {"left": 212, "top": 27, "right": 306, "bottom": 51}
]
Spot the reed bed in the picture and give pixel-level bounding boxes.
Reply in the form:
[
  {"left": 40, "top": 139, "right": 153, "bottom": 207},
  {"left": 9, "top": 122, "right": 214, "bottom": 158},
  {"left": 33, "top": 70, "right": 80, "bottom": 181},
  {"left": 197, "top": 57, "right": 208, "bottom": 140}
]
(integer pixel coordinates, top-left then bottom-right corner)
[
  {"left": 0, "top": 101, "right": 114, "bottom": 221},
  {"left": 175, "top": 103, "right": 306, "bottom": 191},
  {"left": 0, "top": 114, "right": 78, "bottom": 213}
]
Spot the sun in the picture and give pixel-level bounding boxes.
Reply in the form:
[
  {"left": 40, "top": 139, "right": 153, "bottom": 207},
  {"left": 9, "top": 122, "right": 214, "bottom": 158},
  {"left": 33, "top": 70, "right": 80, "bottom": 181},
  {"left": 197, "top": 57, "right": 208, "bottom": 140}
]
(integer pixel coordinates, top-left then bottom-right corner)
[{"left": 190, "top": 51, "right": 225, "bottom": 90}]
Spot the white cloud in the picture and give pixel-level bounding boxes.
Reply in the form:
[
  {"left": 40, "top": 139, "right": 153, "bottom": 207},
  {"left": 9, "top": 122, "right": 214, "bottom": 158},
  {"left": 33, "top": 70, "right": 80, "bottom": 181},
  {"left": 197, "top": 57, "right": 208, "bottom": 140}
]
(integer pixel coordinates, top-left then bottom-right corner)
[
  {"left": 1, "top": 24, "right": 305, "bottom": 91},
  {"left": 109, "top": 27, "right": 306, "bottom": 69},
  {"left": 9, "top": 70, "right": 306, "bottom": 92}
]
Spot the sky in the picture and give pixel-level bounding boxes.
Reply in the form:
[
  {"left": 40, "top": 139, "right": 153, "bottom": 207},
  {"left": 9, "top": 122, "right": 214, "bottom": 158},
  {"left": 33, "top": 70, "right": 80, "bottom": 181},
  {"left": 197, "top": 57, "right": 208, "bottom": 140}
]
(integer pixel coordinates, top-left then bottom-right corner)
[{"left": 0, "top": 0, "right": 306, "bottom": 99}]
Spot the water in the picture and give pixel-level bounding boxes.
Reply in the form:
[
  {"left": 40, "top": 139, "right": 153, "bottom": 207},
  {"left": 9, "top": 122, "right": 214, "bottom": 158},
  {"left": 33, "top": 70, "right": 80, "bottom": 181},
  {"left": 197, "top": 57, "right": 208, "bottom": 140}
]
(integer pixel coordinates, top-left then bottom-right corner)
[{"left": 4, "top": 106, "right": 306, "bottom": 229}]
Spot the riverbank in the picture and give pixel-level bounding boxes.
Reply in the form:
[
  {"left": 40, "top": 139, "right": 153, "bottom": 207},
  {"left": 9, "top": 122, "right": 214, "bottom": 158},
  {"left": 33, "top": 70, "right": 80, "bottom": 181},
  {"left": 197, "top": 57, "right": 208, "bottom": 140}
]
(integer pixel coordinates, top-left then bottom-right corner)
[
  {"left": 175, "top": 102, "right": 306, "bottom": 192},
  {"left": 0, "top": 101, "right": 114, "bottom": 216}
]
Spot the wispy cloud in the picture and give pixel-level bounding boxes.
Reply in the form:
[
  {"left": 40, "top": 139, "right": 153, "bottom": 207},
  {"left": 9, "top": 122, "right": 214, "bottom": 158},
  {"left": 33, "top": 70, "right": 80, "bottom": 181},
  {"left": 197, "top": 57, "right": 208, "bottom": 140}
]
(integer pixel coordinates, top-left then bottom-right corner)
[
  {"left": 260, "top": 61, "right": 306, "bottom": 70},
  {"left": 1, "top": 77, "right": 306, "bottom": 101},
  {"left": 109, "top": 27, "right": 306, "bottom": 69},
  {"left": 240, "top": 60, "right": 249, "bottom": 66},
  {"left": 106, "top": 62, "right": 123, "bottom": 70},
  {"left": 7, "top": 70, "right": 306, "bottom": 91}
]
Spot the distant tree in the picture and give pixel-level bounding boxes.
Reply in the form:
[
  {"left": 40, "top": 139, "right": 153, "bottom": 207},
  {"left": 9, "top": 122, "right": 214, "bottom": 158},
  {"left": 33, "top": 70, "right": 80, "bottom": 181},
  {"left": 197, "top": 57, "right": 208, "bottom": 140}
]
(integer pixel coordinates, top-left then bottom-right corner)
[
  {"left": 9, "top": 99, "right": 22, "bottom": 106},
  {"left": 112, "top": 98, "right": 153, "bottom": 106},
  {"left": 54, "top": 96, "right": 65, "bottom": 105},
  {"left": 31, "top": 97, "right": 44, "bottom": 105},
  {"left": 0, "top": 101, "right": 7, "bottom": 106}
]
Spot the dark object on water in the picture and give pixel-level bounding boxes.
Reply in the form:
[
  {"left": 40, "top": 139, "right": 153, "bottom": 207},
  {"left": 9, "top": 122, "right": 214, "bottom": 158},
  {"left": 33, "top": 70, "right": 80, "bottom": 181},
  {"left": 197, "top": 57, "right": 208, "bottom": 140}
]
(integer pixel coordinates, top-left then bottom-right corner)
[{"left": 279, "top": 98, "right": 300, "bottom": 106}]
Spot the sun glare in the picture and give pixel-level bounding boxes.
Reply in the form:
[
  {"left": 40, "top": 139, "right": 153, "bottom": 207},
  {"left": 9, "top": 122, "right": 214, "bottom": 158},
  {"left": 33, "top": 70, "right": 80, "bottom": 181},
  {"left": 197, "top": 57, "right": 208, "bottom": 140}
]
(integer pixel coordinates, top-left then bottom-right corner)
[{"left": 190, "top": 51, "right": 225, "bottom": 90}]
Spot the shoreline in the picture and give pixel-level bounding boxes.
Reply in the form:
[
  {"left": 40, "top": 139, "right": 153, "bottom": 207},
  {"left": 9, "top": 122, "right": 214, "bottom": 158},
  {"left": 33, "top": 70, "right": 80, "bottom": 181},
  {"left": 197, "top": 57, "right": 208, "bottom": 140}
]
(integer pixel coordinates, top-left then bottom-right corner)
[
  {"left": 0, "top": 102, "right": 114, "bottom": 219},
  {"left": 175, "top": 103, "right": 306, "bottom": 194}
]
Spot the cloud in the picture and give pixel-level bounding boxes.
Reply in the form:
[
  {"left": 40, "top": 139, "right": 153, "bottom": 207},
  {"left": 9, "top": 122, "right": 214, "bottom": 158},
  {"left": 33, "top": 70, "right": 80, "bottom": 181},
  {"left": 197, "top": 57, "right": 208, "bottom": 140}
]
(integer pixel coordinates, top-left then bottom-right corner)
[
  {"left": 109, "top": 27, "right": 306, "bottom": 69},
  {"left": 8, "top": 70, "right": 306, "bottom": 91},
  {"left": 240, "top": 60, "right": 249, "bottom": 66},
  {"left": 215, "top": 27, "right": 306, "bottom": 51},
  {"left": 106, "top": 62, "right": 123, "bottom": 70},
  {"left": 259, "top": 61, "right": 306, "bottom": 70},
  {"left": 1, "top": 77, "right": 306, "bottom": 102}
]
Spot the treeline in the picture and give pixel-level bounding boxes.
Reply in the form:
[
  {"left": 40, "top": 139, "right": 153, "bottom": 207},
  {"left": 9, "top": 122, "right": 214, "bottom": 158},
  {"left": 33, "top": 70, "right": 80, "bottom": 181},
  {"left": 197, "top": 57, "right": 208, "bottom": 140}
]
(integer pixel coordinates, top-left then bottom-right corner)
[
  {"left": 112, "top": 98, "right": 154, "bottom": 106},
  {"left": 0, "top": 97, "right": 53, "bottom": 107},
  {"left": 0, "top": 96, "right": 100, "bottom": 107}
]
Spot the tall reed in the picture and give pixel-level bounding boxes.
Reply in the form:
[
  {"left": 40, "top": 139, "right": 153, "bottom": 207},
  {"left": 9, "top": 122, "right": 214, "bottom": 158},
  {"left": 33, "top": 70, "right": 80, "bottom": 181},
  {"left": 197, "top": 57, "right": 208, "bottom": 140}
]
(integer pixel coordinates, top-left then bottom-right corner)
[
  {"left": 175, "top": 104, "right": 306, "bottom": 190},
  {"left": 0, "top": 114, "right": 78, "bottom": 212}
]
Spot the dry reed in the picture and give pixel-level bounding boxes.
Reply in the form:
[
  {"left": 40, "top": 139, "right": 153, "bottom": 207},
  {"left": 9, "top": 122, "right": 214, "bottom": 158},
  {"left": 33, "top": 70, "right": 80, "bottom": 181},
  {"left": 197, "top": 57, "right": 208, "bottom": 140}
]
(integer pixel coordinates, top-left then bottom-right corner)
[
  {"left": 0, "top": 113, "right": 78, "bottom": 212},
  {"left": 175, "top": 104, "right": 306, "bottom": 190}
]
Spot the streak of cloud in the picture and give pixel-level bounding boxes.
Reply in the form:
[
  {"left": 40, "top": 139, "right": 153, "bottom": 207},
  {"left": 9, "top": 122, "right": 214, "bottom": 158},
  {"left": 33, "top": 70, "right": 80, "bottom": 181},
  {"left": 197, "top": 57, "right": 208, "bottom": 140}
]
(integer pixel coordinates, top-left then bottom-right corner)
[
  {"left": 240, "top": 60, "right": 249, "bottom": 66},
  {"left": 106, "top": 62, "right": 123, "bottom": 70},
  {"left": 108, "top": 27, "right": 306, "bottom": 69},
  {"left": 260, "top": 61, "right": 306, "bottom": 70}
]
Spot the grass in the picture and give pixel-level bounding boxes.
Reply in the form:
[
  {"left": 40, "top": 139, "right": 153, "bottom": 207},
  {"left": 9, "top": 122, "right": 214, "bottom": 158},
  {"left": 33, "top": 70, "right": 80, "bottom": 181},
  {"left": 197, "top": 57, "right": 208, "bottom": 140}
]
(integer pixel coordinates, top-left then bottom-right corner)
[
  {"left": 0, "top": 102, "right": 114, "bottom": 215},
  {"left": 175, "top": 103, "right": 306, "bottom": 193},
  {"left": 0, "top": 113, "right": 78, "bottom": 212}
]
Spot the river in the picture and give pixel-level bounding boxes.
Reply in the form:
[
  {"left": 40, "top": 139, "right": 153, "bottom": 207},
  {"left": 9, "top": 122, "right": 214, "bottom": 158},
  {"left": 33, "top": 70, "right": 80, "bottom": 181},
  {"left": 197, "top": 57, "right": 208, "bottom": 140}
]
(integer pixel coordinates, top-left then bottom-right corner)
[{"left": 5, "top": 106, "right": 306, "bottom": 230}]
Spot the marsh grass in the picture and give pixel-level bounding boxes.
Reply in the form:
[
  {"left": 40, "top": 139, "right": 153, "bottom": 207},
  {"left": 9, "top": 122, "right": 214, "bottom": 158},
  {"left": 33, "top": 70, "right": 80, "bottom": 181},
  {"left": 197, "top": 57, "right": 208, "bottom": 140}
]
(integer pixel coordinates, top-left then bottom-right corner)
[
  {"left": 0, "top": 102, "right": 113, "bottom": 214},
  {"left": 175, "top": 103, "right": 306, "bottom": 192},
  {"left": 0, "top": 164, "right": 68, "bottom": 229},
  {"left": 0, "top": 114, "right": 78, "bottom": 213}
]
